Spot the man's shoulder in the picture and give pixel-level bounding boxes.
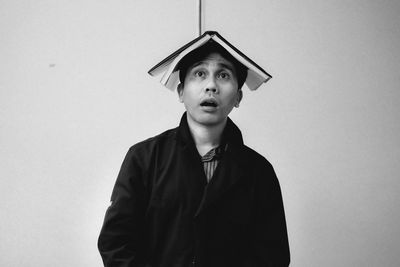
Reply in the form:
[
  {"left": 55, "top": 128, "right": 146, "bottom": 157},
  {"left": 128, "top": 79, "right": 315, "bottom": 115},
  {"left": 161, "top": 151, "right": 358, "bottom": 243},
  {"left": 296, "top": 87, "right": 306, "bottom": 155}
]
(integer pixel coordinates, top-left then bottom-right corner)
[
  {"left": 240, "top": 144, "right": 274, "bottom": 170},
  {"left": 238, "top": 145, "right": 281, "bottom": 188},
  {"left": 128, "top": 127, "right": 178, "bottom": 155}
]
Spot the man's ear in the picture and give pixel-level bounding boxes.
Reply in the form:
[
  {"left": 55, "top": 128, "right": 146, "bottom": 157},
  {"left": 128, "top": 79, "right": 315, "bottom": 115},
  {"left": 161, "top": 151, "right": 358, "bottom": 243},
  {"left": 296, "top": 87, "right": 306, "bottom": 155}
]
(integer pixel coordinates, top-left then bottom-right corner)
[
  {"left": 235, "top": 89, "right": 243, "bottom": 108},
  {"left": 177, "top": 83, "right": 184, "bottom": 103}
]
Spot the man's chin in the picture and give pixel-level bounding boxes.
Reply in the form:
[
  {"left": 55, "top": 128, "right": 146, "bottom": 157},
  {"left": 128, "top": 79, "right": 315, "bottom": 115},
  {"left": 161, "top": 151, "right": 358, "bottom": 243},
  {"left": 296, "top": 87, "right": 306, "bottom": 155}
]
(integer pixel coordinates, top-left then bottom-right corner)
[{"left": 188, "top": 114, "right": 227, "bottom": 128}]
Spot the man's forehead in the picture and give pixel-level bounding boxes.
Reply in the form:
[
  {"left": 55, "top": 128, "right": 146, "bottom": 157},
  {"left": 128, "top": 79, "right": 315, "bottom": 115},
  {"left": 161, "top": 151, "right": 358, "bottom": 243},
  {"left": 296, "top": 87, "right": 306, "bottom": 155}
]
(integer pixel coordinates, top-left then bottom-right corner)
[{"left": 188, "top": 53, "right": 236, "bottom": 71}]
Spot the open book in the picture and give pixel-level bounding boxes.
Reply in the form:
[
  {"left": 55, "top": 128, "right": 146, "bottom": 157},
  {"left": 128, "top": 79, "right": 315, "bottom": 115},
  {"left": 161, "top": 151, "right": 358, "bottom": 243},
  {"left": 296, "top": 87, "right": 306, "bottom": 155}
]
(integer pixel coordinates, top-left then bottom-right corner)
[{"left": 148, "top": 31, "right": 272, "bottom": 91}]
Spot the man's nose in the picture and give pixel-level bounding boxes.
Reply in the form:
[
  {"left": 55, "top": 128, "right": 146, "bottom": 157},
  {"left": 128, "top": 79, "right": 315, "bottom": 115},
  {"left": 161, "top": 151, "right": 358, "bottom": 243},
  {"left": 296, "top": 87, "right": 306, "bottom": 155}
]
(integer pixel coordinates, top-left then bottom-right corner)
[{"left": 205, "top": 77, "right": 218, "bottom": 94}]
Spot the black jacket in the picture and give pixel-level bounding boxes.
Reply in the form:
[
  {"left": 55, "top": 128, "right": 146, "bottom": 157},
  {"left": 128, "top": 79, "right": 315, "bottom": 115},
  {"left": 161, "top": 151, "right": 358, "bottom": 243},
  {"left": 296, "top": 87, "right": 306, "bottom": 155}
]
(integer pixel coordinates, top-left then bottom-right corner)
[{"left": 98, "top": 113, "right": 290, "bottom": 267}]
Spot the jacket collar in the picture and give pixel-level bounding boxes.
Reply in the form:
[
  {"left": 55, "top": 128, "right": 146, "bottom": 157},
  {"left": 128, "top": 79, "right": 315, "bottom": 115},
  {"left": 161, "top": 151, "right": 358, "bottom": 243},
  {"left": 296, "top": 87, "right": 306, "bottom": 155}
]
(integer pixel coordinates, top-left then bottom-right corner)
[{"left": 175, "top": 113, "right": 247, "bottom": 217}]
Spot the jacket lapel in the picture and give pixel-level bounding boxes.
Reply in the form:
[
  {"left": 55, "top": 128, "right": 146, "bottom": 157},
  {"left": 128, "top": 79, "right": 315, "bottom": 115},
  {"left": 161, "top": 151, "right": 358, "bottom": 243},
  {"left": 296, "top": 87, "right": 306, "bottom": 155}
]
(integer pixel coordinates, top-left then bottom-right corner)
[
  {"left": 194, "top": 143, "right": 246, "bottom": 217},
  {"left": 176, "top": 112, "right": 247, "bottom": 217},
  {"left": 175, "top": 114, "right": 208, "bottom": 212}
]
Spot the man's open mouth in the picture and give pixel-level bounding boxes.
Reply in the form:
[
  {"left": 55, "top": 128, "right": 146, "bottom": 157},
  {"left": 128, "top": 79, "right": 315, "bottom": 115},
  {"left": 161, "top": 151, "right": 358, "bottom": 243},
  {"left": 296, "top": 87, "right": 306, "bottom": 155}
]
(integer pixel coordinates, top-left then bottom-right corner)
[{"left": 200, "top": 99, "right": 218, "bottom": 107}]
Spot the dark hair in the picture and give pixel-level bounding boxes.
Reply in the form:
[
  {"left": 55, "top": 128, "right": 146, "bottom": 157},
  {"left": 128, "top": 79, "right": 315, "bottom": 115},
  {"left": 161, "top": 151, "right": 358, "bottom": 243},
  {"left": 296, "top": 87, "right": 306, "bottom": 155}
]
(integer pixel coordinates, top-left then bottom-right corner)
[{"left": 177, "top": 41, "right": 247, "bottom": 89}]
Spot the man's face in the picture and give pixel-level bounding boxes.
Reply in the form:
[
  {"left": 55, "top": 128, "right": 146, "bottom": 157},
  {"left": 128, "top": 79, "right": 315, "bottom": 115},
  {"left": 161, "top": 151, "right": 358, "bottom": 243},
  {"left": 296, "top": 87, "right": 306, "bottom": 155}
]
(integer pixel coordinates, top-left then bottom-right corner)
[{"left": 178, "top": 52, "right": 243, "bottom": 128}]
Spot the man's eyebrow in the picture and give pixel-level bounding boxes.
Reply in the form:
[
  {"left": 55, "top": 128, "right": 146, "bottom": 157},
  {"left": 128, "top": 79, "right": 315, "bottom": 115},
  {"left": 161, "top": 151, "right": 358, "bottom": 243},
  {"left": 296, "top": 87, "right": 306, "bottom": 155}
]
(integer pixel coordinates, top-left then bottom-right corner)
[
  {"left": 189, "top": 61, "right": 206, "bottom": 69},
  {"left": 189, "top": 61, "right": 235, "bottom": 73},
  {"left": 218, "top": 62, "right": 235, "bottom": 73}
]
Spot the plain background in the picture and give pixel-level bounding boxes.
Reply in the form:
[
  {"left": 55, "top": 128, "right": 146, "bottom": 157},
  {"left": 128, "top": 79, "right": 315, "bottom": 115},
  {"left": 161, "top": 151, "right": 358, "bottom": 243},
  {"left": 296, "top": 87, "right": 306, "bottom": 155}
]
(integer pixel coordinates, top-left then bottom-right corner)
[{"left": 1, "top": 0, "right": 400, "bottom": 266}]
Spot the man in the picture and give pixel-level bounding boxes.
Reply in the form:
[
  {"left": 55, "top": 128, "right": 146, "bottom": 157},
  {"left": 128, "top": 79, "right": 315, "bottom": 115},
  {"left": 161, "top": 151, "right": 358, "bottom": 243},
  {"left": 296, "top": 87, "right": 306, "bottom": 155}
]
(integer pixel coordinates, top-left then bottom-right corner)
[{"left": 98, "top": 32, "right": 290, "bottom": 267}]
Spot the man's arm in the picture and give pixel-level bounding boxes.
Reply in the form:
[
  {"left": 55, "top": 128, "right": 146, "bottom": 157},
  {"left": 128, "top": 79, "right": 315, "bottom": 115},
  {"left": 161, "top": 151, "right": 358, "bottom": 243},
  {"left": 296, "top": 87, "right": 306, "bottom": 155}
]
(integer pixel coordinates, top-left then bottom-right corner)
[
  {"left": 247, "top": 162, "right": 290, "bottom": 267},
  {"left": 98, "top": 147, "right": 148, "bottom": 267}
]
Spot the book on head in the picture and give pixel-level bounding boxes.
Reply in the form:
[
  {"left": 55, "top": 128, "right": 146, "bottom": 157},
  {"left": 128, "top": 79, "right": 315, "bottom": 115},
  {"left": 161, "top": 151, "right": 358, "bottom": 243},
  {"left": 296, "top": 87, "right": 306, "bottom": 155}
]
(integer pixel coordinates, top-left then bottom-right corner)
[{"left": 148, "top": 31, "right": 272, "bottom": 91}]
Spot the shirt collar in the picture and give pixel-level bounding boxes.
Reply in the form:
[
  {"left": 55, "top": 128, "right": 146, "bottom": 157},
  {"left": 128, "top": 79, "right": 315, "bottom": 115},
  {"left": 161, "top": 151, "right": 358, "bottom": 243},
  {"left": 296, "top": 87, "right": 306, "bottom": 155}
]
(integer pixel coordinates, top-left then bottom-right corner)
[{"left": 201, "top": 145, "right": 225, "bottom": 162}]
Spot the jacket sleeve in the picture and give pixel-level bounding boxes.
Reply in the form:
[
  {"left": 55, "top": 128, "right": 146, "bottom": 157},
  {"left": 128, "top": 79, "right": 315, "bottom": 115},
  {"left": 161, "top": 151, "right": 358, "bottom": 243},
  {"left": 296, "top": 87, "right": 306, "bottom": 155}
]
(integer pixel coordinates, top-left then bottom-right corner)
[
  {"left": 246, "top": 162, "right": 290, "bottom": 267},
  {"left": 98, "top": 146, "right": 148, "bottom": 267}
]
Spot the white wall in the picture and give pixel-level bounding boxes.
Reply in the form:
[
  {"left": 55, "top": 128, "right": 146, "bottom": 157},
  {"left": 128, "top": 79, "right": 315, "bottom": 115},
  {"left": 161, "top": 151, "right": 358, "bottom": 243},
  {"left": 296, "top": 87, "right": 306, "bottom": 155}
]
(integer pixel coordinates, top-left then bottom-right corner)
[{"left": 1, "top": 0, "right": 400, "bottom": 266}]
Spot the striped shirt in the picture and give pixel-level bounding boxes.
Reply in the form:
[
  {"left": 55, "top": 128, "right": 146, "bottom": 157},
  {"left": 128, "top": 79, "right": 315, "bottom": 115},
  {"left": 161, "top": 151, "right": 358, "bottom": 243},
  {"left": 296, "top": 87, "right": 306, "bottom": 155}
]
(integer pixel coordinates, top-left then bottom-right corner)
[{"left": 201, "top": 145, "right": 225, "bottom": 182}]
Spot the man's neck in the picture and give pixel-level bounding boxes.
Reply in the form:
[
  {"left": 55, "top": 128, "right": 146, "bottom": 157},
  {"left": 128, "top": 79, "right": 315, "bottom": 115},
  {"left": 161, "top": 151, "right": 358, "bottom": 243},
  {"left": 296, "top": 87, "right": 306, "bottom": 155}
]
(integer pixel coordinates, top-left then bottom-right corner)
[{"left": 186, "top": 116, "right": 226, "bottom": 156}]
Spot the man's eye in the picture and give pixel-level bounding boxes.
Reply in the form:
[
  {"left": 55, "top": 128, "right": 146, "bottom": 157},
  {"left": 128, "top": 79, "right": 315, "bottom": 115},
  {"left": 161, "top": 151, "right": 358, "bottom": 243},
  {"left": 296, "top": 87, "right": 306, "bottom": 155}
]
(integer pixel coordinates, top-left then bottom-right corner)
[
  {"left": 217, "top": 72, "right": 230, "bottom": 79},
  {"left": 194, "top": 71, "right": 205, "bottom": 77}
]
